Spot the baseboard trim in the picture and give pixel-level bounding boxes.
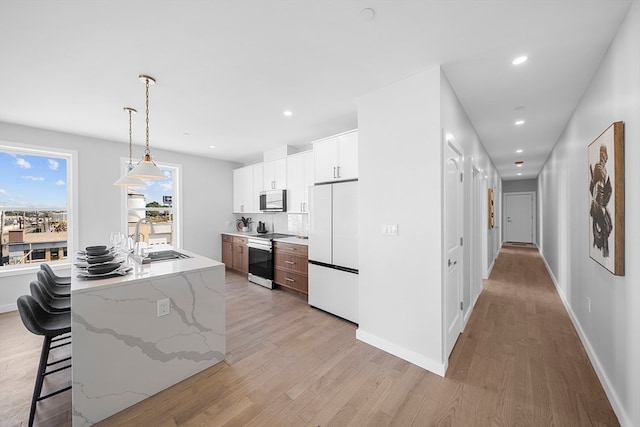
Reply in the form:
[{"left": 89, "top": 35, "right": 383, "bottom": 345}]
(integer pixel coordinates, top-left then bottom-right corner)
[
  {"left": 487, "top": 258, "right": 496, "bottom": 277},
  {"left": 1, "top": 303, "right": 17, "bottom": 314},
  {"left": 356, "top": 328, "right": 446, "bottom": 377},
  {"left": 539, "top": 251, "right": 631, "bottom": 427}
]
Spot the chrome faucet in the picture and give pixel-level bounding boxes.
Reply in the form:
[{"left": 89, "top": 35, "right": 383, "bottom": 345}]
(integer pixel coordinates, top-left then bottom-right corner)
[{"left": 134, "top": 218, "right": 155, "bottom": 243}]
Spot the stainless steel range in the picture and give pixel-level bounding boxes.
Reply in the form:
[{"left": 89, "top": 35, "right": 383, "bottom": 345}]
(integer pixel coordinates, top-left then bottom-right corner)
[{"left": 246, "top": 233, "right": 291, "bottom": 289}]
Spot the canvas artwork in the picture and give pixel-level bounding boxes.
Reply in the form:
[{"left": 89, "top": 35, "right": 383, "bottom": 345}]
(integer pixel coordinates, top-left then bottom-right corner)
[
  {"left": 588, "top": 121, "right": 624, "bottom": 276},
  {"left": 488, "top": 188, "right": 494, "bottom": 229}
]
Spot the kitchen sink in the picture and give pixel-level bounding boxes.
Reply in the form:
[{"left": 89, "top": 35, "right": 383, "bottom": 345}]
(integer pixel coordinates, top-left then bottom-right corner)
[{"left": 135, "top": 250, "right": 192, "bottom": 264}]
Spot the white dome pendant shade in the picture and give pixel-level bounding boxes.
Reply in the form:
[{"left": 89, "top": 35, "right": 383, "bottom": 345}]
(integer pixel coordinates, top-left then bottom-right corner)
[
  {"left": 114, "top": 107, "right": 146, "bottom": 187},
  {"left": 128, "top": 74, "right": 165, "bottom": 180}
]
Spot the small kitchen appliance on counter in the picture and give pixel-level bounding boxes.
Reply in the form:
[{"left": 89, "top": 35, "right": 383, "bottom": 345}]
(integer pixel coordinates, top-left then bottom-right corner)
[{"left": 256, "top": 221, "right": 267, "bottom": 234}]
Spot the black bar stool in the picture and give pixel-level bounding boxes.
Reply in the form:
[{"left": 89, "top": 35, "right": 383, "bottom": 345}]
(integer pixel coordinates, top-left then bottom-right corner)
[
  {"left": 36, "top": 270, "right": 70, "bottom": 298},
  {"left": 17, "top": 295, "right": 72, "bottom": 427},
  {"left": 30, "top": 280, "right": 71, "bottom": 313},
  {"left": 40, "top": 263, "right": 71, "bottom": 286}
]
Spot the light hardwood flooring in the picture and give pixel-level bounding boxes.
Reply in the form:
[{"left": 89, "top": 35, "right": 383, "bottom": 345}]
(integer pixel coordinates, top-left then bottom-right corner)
[{"left": 0, "top": 246, "right": 619, "bottom": 426}]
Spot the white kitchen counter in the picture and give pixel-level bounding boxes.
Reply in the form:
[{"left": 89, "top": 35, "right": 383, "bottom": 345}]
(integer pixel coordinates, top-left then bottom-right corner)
[
  {"left": 71, "top": 249, "right": 225, "bottom": 426},
  {"left": 273, "top": 236, "right": 309, "bottom": 246},
  {"left": 221, "top": 232, "right": 309, "bottom": 246}
]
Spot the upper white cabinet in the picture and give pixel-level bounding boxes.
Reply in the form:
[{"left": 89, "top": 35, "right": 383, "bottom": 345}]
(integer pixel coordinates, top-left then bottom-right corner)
[
  {"left": 286, "top": 151, "right": 314, "bottom": 213},
  {"left": 233, "top": 163, "right": 262, "bottom": 213},
  {"left": 313, "top": 130, "right": 358, "bottom": 183},
  {"left": 263, "top": 158, "right": 287, "bottom": 190}
]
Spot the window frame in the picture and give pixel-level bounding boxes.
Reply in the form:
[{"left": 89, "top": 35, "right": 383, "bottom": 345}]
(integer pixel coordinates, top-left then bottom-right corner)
[
  {"left": 119, "top": 158, "right": 182, "bottom": 249},
  {"left": 0, "top": 141, "right": 78, "bottom": 276}
]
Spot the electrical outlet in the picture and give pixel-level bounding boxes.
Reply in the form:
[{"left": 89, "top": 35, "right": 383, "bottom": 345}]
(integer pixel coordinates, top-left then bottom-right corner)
[
  {"left": 157, "top": 298, "right": 170, "bottom": 317},
  {"left": 587, "top": 297, "right": 591, "bottom": 313}
]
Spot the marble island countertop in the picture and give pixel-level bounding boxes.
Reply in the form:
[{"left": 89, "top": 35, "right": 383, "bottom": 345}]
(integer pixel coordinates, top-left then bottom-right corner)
[{"left": 71, "top": 247, "right": 224, "bottom": 293}]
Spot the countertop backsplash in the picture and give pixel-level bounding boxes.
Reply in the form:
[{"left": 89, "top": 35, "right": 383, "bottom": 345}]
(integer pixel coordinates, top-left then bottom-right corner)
[{"left": 227, "top": 212, "right": 308, "bottom": 237}]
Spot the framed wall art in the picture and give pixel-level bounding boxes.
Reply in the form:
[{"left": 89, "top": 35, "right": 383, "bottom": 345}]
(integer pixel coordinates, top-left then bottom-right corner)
[
  {"left": 588, "top": 121, "right": 624, "bottom": 276},
  {"left": 488, "top": 188, "right": 494, "bottom": 229}
]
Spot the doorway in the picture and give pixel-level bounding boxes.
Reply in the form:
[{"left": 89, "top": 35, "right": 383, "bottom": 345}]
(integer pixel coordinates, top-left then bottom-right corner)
[
  {"left": 444, "top": 137, "right": 463, "bottom": 360},
  {"left": 504, "top": 192, "right": 536, "bottom": 243}
]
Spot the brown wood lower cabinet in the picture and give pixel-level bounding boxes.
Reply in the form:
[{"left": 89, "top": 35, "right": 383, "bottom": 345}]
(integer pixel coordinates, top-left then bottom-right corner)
[
  {"left": 222, "top": 234, "right": 248, "bottom": 274},
  {"left": 274, "top": 241, "right": 308, "bottom": 296}
]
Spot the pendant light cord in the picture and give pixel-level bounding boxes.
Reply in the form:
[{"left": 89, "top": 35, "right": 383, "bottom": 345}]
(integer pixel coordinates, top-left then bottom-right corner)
[
  {"left": 128, "top": 108, "right": 134, "bottom": 166},
  {"left": 144, "top": 77, "right": 151, "bottom": 156}
]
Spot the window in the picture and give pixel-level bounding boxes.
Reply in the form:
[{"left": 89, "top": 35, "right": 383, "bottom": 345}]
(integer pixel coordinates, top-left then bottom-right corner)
[
  {"left": 1, "top": 144, "right": 74, "bottom": 269},
  {"left": 122, "top": 161, "right": 181, "bottom": 248}
]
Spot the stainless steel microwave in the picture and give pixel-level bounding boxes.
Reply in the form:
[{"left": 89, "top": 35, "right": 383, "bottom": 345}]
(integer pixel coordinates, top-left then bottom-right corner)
[{"left": 259, "top": 190, "right": 287, "bottom": 212}]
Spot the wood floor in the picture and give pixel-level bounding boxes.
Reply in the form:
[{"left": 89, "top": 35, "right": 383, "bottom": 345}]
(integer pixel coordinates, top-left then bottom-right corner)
[{"left": 0, "top": 246, "right": 619, "bottom": 426}]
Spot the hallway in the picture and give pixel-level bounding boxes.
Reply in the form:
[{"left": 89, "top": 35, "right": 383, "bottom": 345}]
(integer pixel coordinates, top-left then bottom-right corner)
[
  {"left": 0, "top": 246, "right": 619, "bottom": 426},
  {"left": 447, "top": 246, "right": 618, "bottom": 425}
]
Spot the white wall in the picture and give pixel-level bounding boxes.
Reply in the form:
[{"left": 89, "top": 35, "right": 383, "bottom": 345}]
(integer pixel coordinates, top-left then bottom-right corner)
[
  {"left": 357, "top": 67, "right": 445, "bottom": 374},
  {"left": 537, "top": 2, "right": 640, "bottom": 426},
  {"left": 356, "top": 66, "right": 500, "bottom": 375},
  {"left": 502, "top": 178, "right": 537, "bottom": 193},
  {"left": 0, "top": 122, "right": 239, "bottom": 312},
  {"left": 440, "top": 71, "right": 501, "bottom": 326}
]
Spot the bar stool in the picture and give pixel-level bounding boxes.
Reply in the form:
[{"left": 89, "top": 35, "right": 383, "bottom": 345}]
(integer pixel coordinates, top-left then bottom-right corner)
[
  {"left": 17, "top": 295, "right": 71, "bottom": 427},
  {"left": 30, "top": 280, "right": 71, "bottom": 313},
  {"left": 36, "top": 270, "right": 70, "bottom": 298},
  {"left": 40, "top": 263, "right": 71, "bottom": 286}
]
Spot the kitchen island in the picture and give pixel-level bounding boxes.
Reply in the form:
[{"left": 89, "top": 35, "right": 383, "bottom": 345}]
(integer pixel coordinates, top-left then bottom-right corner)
[{"left": 71, "top": 249, "right": 225, "bottom": 426}]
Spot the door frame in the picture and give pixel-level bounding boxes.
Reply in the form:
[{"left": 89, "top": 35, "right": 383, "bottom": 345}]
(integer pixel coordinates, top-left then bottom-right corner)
[
  {"left": 442, "top": 132, "right": 464, "bottom": 362},
  {"left": 503, "top": 191, "right": 536, "bottom": 244}
]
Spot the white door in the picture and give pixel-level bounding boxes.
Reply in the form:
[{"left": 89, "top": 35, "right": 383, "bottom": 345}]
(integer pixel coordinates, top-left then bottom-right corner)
[
  {"left": 444, "top": 139, "right": 463, "bottom": 359},
  {"left": 286, "top": 153, "right": 305, "bottom": 213},
  {"left": 336, "top": 131, "right": 358, "bottom": 181},
  {"left": 308, "top": 185, "right": 332, "bottom": 264},
  {"left": 332, "top": 181, "right": 358, "bottom": 269},
  {"left": 505, "top": 193, "right": 534, "bottom": 243},
  {"left": 313, "top": 137, "right": 338, "bottom": 183}
]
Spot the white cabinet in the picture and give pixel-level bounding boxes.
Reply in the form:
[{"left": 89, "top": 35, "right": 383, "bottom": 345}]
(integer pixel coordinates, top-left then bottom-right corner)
[
  {"left": 286, "top": 151, "right": 314, "bottom": 213},
  {"left": 263, "top": 158, "right": 287, "bottom": 190},
  {"left": 233, "top": 163, "right": 262, "bottom": 213},
  {"left": 313, "top": 130, "right": 358, "bottom": 183}
]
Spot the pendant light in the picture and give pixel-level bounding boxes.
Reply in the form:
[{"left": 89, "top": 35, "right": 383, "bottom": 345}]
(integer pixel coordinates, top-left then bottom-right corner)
[
  {"left": 128, "top": 74, "right": 165, "bottom": 180},
  {"left": 113, "top": 107, "right": 146, "bottom": 187}
]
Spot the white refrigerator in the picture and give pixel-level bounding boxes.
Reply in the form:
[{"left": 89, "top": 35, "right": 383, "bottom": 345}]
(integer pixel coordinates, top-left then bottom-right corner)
[{"left": 308, "top": 180, "right": 359, "bottom": 323}]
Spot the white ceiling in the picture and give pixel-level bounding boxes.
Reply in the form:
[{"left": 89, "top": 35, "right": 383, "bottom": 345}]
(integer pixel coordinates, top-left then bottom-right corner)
[{"left": 0, "top": 1, "right": 632, "bottom": 180}]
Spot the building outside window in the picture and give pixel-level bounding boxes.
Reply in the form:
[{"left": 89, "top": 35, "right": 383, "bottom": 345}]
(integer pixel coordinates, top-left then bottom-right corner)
[
  {"left": 0, "top": 145, "right": 73, "bottom": 268},
  {"left": 123, "top": 162, "right": 181, "bottom": 248}
]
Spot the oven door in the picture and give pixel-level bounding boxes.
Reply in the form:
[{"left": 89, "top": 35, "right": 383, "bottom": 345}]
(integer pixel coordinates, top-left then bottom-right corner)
[{"left": 248, "top": 246, "right": 273, "bottom": 280}]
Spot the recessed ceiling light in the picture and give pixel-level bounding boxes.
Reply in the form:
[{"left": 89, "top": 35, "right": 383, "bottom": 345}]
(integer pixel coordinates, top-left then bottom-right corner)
[
  {"left": 515, "top": 120, "right": 525, "bottom": 125},
  {"left": 512, "top": 56, "right": 528, "bottom": 65},
  {"left": 516, "top": 164, "right": 523, "bottom": 167},
  {"left": 359, "top": 8, "right": 375, "bottom": 22},
  {"left": 515, "top": 161, "right": 524, "bottom": 167},
  {"left": 517, "top": 172, "right": 522, "bottom": 176},
  {"left": 516, "top": 149, "right": 523, "bottom": 153},
  {"left": 283, "top": 110, "right": 293, "bottom": 117},
  {"left": 209, "top": 145, "right": 215, "bottom": 149}
]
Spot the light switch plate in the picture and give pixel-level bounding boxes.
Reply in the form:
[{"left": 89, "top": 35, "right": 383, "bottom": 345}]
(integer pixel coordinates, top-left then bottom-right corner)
[{"left": 381, "top": 224, "right": 399, "bottom": 236}]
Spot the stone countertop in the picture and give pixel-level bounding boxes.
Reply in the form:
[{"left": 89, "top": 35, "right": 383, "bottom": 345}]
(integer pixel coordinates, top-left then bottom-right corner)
[
  {"left": 221, "top": 232, "right": 309, "bottom": 246},
  {"left": 71, "top": 247, "right": 223, "bottom": 293},
  {"left": 273, "top": 236, "right": 309, "bottom": 246}
]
